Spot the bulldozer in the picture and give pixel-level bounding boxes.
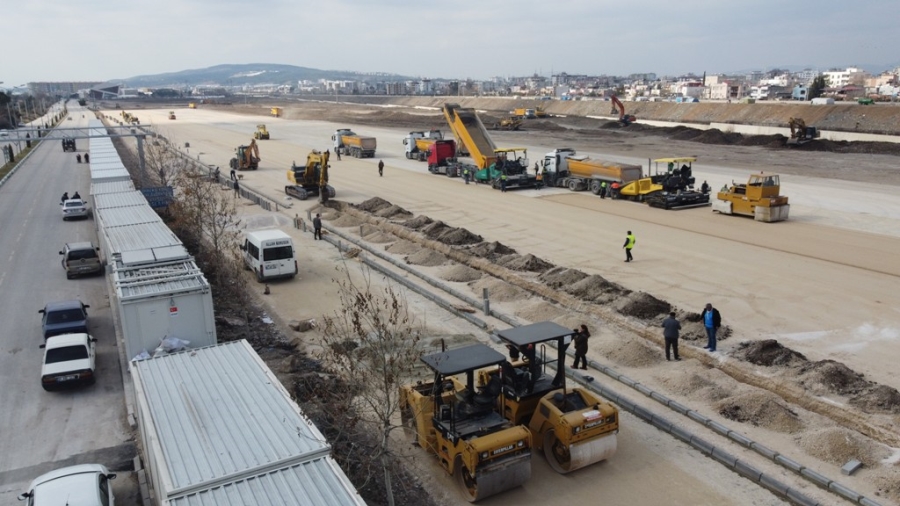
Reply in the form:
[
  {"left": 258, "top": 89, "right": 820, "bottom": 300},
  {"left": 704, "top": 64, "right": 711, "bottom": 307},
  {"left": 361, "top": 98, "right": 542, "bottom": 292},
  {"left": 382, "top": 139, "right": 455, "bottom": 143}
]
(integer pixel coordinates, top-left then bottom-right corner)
[
  {"left": 401, "top": 343, "right": 532, "bottom": 502},
  {"left": 491, "top": 116, "right": 523, "bottom": 131},
  {"left": 229, "top": 139, "right": 260, "bottom": 171},
  {"left": 254, "top": 124, "right": 270, "bottom": 140},
  {"left": 285, "top": 150, "right": 335, "bottom": 203},
  {"left": 168, "top": 111, "right": 176, "bottom": 120},
  {"left": 713, "top": 172, "right": 790, "bottom": 222},
  {"left": 786, "top": 117, "right": 819, "bottom": 146},
  {"left": 480, "top": 322, "right": 619, "bottom": 475}
]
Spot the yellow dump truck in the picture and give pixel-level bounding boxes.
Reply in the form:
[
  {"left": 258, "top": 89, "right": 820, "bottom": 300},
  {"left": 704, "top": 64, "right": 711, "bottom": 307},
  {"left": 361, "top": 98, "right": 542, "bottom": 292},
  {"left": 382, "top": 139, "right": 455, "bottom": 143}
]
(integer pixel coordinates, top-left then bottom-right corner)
[
  {"left": 402, "top": 130, "right": 443, "bottom": 161},
  {"left": 271, "top": 107, "right": 282, "bottom": 118},
  {"left": 542, "top": 148, "right": 642, "bottom": 193},
  {"left": 188, "top": 103, "right": 197, "bottom": 109},
  {"left": 332, "top": 129, "right": 377, "bottom": 158},
  {"left": 513, "top": 108, "right": 536, "bottom": 119}
]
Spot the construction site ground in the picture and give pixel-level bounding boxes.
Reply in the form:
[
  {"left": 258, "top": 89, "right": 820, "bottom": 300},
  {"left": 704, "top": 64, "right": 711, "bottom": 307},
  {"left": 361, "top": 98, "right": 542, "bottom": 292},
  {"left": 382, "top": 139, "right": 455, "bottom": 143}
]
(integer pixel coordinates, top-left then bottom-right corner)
[{"left": 110, "top": 102, "right": 900, "bottom": 506}]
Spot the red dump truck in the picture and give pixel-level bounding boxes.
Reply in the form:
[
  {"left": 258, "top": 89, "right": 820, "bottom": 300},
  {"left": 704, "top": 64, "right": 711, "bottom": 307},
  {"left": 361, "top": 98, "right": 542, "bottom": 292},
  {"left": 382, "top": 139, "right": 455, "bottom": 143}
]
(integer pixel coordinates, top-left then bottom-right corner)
[
  {"left": 427, "top": 139, "right": 462, "bottom": 177},
  {"left": 542, "top": 148, "right": 642, "bottom": 194},
  {"left": 332, "top": 128, "right": 377, "bottom": 158}
]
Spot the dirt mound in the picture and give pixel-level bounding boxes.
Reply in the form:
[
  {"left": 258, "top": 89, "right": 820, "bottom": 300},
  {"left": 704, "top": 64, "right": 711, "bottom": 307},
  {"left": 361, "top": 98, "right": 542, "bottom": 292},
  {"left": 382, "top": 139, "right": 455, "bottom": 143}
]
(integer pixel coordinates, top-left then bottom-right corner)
[
  {"left": 595, "top": 336, "right": 659, "bottom": 368},
  {"left": 421, "top": 220, "right": 450, "bottom": 238},
  {"left": 796, "top": 427, "right": 891, "bottom": 467},
  {"left": 599, "top": 121, "right": 625, "bottom": 129},
  {"left": 374, "top": 204, "right": 412, "bottom": 219},
  {"left": 500, "top": 254, "right": 555, "bottom": 273},
  {"left": 433, "top": 227, "right": 483, "bottom": 246},
  {"left": 539, "top": 267, "right": 588, "bottom": 289},
  {"left": 618, "top": 292, "right": 671, "bottom": 320},
  {"left": 658, "top": 372, "right": 720, "bottom": 398},
  {"left": 406, "top": 249, "right": 448, "bottom": 267},
  {"left": 735, "top": 340, "right": 807, "bottom": 367},
  {"left": 470, "top": 278, "right": 526, "bottom": 302},
  {"left": 567, "top": 275, "right": 630, "bottom": 304},
  {"left": 355, "top": 197, "right": 393, "bottom": 213},
  {"left": 385, "top": 240, "right": 420, "bottom": 255},
  {"left": 403, "top": 215, "right": 433, "bottom": 230},
  {"left": 798, "top": 359, "right": 869, "bottom": 396},
  {"left": 716, "top": 392, "right": 804, "bottom": 433},
  {"left": 467, "top": 241, "right": 517, "bottom": 260},
  {"left": 359, "top": 224, "right": 395, "bottom": 244},
  {"left": 330, "top": 214, "right": 364, "bottom": 227},
  {"left": 516, "top": 301, "right": 566, "bottom": 322},
  {"left": 850, "top": 385, "right": 900, "bottom": 414},
  {"left": 439, "top": 265, "right": 483, "bottom": 283}
]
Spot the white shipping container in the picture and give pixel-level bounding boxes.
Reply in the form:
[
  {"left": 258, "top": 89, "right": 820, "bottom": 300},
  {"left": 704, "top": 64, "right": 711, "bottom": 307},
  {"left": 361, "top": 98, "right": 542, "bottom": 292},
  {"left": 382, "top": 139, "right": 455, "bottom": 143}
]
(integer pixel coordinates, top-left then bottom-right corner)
[{"left": 810, "top": 97, "right": 835, "bottom": 105}]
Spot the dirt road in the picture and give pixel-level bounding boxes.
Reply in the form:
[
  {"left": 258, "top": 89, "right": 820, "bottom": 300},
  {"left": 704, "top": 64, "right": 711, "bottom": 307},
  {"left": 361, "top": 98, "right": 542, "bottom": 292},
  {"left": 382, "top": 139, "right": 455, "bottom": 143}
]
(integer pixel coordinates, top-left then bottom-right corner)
[{"left": 116, "top": 105, "right": 900, "bottom": 504}]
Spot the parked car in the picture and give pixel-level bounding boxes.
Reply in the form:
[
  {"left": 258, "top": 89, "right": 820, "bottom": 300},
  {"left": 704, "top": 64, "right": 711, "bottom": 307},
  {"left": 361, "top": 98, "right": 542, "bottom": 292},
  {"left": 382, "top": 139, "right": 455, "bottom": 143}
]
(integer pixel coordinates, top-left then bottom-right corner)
[
  {"left": 39, "top": 300, "right": 90, "bottom": 339},
  {"left": 60, "top": 242, "right": 103, "bottom": 279},
  {"left": 17, "top": 463, "right": 115, "bottom": 503},
  {"left": 40, "top": 333, "right": 97, "bottom": 391},
  {"left": 61, "top": 199, "right": 89, "bottom": 220}
]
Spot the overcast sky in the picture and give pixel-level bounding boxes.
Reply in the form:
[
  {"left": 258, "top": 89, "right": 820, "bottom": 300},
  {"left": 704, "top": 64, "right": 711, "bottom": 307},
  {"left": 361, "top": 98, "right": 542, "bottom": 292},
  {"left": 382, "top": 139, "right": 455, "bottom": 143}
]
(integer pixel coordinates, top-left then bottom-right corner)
[{"left": 3, "top": 0, "right": 898, "bottom": 87}]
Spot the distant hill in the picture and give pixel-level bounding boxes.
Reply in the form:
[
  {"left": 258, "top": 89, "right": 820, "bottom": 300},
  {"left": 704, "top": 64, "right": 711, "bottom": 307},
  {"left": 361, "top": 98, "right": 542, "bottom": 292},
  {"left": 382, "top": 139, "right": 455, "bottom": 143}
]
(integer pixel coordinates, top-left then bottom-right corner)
[{"left": 115, "top": 63, "right": 411, "bottom": 87}]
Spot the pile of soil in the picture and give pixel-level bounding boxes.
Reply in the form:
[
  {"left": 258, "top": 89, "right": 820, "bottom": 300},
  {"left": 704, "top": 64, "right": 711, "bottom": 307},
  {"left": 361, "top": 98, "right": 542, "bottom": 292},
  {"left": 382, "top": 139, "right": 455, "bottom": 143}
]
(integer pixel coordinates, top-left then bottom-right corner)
[
  {"left": 567, "top": 274, "right": 630, "bottom": 304},
  {"left": 595, "top": 336, "right": 659, "bottom": 368},
  {"left": 470, "top": 278, "right": 526, "bottom": 302},
  {"left": 330, "top": 214, "right": 364, "bottom": 227},
  {"left": 439, "top": 264, "right": 483, "bottom": 283},
  {"left": 466, "top": 241, "right": 518, "bottom": 261},
  {"left": 431, "top": 226, "right": 483, "bottom": 246},
  {"left": 618, "top": 292, "right": 671, "bottom": 320},
  {"left": 735, "top": 340, "right": 808, "bottom": 367},
  {"left": 362, "top": 230, "right": 395, "bottom": 243},
  {"left": 796, "top": 427, "right": 891, "bottom": 467},
  {"left": 515, "top": 301, "right": 566, "bottom": 322},
  {"left": 403, "top": 215, "right": 434, "bottom": 230},
  {"left": 539, "top": 267, "right": 588, "bottom": 289},
  {"left": 405, "top": 249, "right": 449, "bottom": 267},
  {"left": 355, "top": 197, "right": 393, "bottom": 213},
  {"left": 385, "top": 240, "right": 421, "bottom": 255},
  {"left": 374, "top": 204, "right": 412, "bottom": 220},
  {"left": 798, "top": 360, "right": 869, "bottom": 396},
  {"left": 658, "top": 372, "right": 720, "bottom": 398},
  {"left": 716, "top": 392, "right": 804, "bottom": 433},
  {"left": 500, "top": 253, "right": 555, "bottom": 273},
  {"left": 850, "top": 385, "right": 900, "bottom": 414},
  {"left": 421, "top": 221, "right": 450, "bottom": 238}
]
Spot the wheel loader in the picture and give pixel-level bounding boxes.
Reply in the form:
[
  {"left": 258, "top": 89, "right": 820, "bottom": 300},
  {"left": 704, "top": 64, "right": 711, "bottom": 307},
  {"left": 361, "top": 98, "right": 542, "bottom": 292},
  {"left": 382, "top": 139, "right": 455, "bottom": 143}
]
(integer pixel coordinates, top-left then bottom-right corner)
[
  {"left": 285, "top": 149, "right": 335, "bottom": 203},
  {"left": 400, "top": 343, "right": 532, "bottom": 502},
  {"left": 254, "top": 124, "right": 270, "bottom": 140},
  {"left": 481, "top": 321, "right": 619, "bottom": 474},
  {"left": 713, "top": 172, "right": 790, "bottom": 222}
]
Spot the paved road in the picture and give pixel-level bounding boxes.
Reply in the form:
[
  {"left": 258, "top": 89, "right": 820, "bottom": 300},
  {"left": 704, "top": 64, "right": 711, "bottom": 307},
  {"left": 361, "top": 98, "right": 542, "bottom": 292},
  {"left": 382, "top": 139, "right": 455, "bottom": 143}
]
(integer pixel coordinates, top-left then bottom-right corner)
[{"left": 0, "top": 105, "right": 136, "bottom": 503}]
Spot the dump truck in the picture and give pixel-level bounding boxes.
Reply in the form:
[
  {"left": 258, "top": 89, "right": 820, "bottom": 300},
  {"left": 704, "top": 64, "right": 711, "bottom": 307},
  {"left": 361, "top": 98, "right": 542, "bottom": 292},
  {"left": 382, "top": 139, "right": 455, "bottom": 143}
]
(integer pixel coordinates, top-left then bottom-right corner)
[
  {"left": 534, "top": 106, "right": 550, "bottom": 118},
  {"left": 479, "top": 322, "right": 619, "bottom": 475},
  {"left": 427, "top": 139, "right": 463, "bottom": 177},
  {"left": 613, "top": 157, "right": 710, "bottom": 209},
  {"left": 229, "top": 139, "right": 260, "bottom": 171},
  {"left": 442, "top": 103, "right": 497, "bottom": 169},
  {"left": 332, "top": 129, "right": 377, "bottom": 158},
  {"left": 188, "top": 103, "right": 197, "bottom": 109},
  {"left": 403, "top": 130, "right": 443, "bottom": 161},
  {"left": 285, "top": 150, "right": 335, "bottom": 203},
  {"left": 713, "top": 173, "right": 789, "bottom": 222},
  {"left": 168, "top": 111, "right": 176, "bottom": 120},
  {"left": 271, "top": 107, "right": 282, "bottom": 118},
  {"left": 61, "top": 138, "right": 76, "bottom": 152},
  {"left": 542, "top": 148, "right": 642, "bottom": 194},
  {"left": 254, "top": 124, "right": 270, "bottom": 140},
  {"left": 401, "top": 343, "right": 532, "bottom": 502},
  {"left": 513, "top": 108, "right": 536, "bottom": 119}
]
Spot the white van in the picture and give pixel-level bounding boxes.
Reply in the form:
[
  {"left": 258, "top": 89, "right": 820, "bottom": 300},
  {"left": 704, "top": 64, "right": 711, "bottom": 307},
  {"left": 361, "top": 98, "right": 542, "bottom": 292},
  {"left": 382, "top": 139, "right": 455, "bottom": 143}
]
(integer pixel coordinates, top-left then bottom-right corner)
[{"left": 241, "top": 230, "right": 297, "bottom": 282}]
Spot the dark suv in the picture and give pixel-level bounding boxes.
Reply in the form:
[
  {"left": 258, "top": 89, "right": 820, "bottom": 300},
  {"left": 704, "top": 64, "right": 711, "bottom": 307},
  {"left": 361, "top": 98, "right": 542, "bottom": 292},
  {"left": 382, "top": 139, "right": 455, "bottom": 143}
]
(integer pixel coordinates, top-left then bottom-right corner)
[{"left": 39, "top": 300, "right": 90, "bottom": 339}]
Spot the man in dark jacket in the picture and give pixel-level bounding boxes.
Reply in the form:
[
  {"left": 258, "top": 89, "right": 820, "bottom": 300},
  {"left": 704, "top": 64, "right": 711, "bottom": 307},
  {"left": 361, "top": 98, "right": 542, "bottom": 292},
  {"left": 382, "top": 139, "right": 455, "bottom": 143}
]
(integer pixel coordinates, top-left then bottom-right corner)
[
  {"left": 662, "top": 312, "right": 681, "bottom": 361},
  {"left": 313, "top": 213, "right": 322, "bottom": 240},
  {"left": 701, "top": 303, "right": 722, "bottom": 352},
  {"left": 572, "top": 324, "right": 590, "bottom": 369},
  {"left": 378, "top": 159, "right": 384, "bottom": 177}
]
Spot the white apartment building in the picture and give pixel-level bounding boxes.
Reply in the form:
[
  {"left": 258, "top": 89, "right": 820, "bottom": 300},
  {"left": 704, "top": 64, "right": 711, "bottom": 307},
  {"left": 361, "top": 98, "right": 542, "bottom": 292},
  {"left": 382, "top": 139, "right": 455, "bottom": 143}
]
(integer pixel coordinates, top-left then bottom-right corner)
[{"left": 823, "top": 67, "right": 869, "bottom": 88}]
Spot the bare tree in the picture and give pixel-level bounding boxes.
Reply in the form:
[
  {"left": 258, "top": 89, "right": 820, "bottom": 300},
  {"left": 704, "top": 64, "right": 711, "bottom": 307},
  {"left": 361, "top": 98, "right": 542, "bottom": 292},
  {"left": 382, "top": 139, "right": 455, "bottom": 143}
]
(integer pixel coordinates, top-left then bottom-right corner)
[
  {"left": 142, "top": 136, "right": 190, "bottom": 188},
  {"left": 317, "top": 264, "right": 425, "bottom": 506}
]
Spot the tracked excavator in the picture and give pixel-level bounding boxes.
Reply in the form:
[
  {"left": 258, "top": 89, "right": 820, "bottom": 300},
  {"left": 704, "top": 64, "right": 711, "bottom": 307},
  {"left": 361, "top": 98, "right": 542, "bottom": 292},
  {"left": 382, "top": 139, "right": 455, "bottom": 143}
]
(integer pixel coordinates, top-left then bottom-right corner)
[
  {"left": 479, "top": 321, "right": 619, "bottom": 474},
  {"left": 230, "top": 139, "right": 260, "bottom": 171},
  {"left": 285, "top": 149, "right": 335, "bottom": 203},
  {"left": 786, "top": 117, "right": 819, "bottom": 146},
  {"left": 401, "top": 343, "right": 532, "bottom": 502},
  {"left": 610, "top": 95, "right": 635, "bottom": 126}
]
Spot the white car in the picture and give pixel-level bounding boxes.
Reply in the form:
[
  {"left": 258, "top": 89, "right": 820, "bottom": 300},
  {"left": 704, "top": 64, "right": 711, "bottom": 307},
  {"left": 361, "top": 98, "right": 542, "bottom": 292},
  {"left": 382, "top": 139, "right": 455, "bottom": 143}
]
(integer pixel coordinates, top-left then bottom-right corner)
[
  {"left": 61, "top": 199, "right": 89, "bottom": 220},
  {"left": 40, "top": 333, "right": 97, "bottom": 391},
  {"left": 18, "top": 463, "right": 116, "bottom": 504}
]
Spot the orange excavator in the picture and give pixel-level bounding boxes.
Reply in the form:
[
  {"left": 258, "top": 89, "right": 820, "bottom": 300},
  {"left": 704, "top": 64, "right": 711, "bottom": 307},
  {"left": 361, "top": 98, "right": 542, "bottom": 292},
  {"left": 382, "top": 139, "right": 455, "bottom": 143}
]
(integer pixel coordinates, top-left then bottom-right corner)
[
  {"left": 610, "top": 95, "right": 635, "bottom": 126},
  {"left": 230, "top": 138, "right": 260, "bottom": 171}
]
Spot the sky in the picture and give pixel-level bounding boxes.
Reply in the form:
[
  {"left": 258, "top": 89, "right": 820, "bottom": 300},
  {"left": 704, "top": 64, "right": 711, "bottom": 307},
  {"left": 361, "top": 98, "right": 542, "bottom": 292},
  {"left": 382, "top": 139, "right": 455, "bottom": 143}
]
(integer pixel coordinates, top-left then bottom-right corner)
[{"left": 3, "top": 0, "right": 898, "bottom": 87}]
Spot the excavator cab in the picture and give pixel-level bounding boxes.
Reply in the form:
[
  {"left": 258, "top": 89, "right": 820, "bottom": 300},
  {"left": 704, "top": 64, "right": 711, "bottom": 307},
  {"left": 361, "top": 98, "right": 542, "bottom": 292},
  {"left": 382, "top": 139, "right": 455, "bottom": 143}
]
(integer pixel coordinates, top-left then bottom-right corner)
[
  {"left": 285, "top": 150, "right": 334, "bottom": 203},
  {"left": 484, "top": 321, "right": 619, "bottom": 474}
]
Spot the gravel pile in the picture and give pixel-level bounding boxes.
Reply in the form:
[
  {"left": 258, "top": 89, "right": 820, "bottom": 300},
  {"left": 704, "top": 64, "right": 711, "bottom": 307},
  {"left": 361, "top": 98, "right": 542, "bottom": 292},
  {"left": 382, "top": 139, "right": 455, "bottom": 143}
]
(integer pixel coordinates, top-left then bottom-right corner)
[
  {"left": 405, "top": 249, "right": 449, "bottom": 267},
  {"left": 796, "top": 427, "right": 891, "bottom": 467},
  {"left": 515, "top": 301, "right": 566, "bottom": 322},
  {"left": 385, "top": 240, "right": 420, "bottom": 255},
  {"left": 716, "top": 391, "right": 804, "bottom": 433},
  {"left": 439, "top": 265, "right": 483, "bottom": 283},
  {"left": 330, "top": 214, "right": 364, "bottom": 227},
  {"left": 470, "top": 278, "right": 526, "bottom": 302}
]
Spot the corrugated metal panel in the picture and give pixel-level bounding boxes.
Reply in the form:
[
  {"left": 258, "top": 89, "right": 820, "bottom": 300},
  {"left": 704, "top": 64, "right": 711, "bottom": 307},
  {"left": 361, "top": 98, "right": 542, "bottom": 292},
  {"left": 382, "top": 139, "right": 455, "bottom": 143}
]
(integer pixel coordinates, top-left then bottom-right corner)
[
  {"left": 114, "top": 259, "right": 208, "bottom": 300},
  {"left": 91, "top": 169, "right": 132, "bottom": 183},
  {"left": 91, "top": 180, "right": 136, "bottom": 195},
  {"left": 104, "top": 222, "right": 184, "bottom": 255},
  {"left": 90, "top": 159, "right": 127, "bottom": 172},
  {"left": 167, "top": 456, "right": 365, "bottom": 506},
  {"left": 94, "top": 191, "right": 148, "bottom": 210},
  {"left": 133, "top": 341, "right": 334, "bottom": 496},
  {"left": 98, "top": 205, "right": 163, "bottom": 228}
]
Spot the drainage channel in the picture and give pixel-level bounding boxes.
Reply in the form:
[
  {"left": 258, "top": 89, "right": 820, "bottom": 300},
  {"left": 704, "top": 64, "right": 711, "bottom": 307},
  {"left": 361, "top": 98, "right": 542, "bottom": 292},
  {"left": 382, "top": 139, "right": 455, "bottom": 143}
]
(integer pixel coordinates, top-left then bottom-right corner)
[{"left": 317, "top": 219, "right": 881, "bottom": 506}]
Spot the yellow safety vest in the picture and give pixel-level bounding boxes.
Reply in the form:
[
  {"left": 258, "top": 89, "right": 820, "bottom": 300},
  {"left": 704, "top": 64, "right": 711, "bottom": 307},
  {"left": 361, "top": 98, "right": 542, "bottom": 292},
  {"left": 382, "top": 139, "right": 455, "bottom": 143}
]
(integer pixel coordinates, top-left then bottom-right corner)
[{"left": 625, "top": 234, "right": 636, "bottom": 249}]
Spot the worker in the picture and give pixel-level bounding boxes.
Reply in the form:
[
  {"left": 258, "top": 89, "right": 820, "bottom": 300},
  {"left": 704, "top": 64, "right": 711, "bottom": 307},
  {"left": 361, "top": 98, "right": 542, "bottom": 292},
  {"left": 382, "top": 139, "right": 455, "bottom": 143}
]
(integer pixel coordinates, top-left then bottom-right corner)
[
  {"left": 535, "top": 170, "right": 542, "bottom": 190},
  {"left": 378, "top": 159, "right": 384, "bottom": 177},
  {"left": 534, "top": 162, "right": 539, "bottom": 175},
  {"left": 721, "top": 183, "right": 729, "bottom": 192},
  {"left": 233, "top": 178, "right": 239, "bottom": 197},
  {"left": 76, "top": 154, "right": 82, "bottom": 163},
  {"left": 213, "top": 167, "right": 221, "bottom": 183},
  {"left": 701, "top": 180, "right": 710, "bottom": 194},
  {"left": 313, "top": 213, "right": 322, "bottom": 240},
  {"left": 84, "top": 153, "right": 89, "bottom": 163},
  {"left": 661, "top": 312, "right": 682, "bottom": 361},
  {"left": 500, "top": 172, "right": 508, "bottom": 192},
  {"left": 623, "top": 230, "right": 635, "bottom": 262},
  {"left": 463, "top": 167, "right": 470, "bottom": 184},
  {"left": 336, "top": 148, "right": 341, "bottom": 161},
  {"left": 72, "top": 191, "right": 81, "bottom": 200},
  {"left": 600, "top": 180, "right": 608, "bottom": 199},
  {"left": 61, "top": 192, "right": 69, "bottom": 203},
  {"left": 230, "top": 168, "right": 236, "bottom": 181}
]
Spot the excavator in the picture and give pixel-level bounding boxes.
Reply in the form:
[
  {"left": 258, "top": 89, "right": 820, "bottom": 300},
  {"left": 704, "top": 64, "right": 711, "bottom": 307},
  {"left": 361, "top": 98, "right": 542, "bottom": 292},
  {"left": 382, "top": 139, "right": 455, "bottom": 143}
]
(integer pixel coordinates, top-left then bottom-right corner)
[
  {"left": 285, "top": 150, "right": 335, "bottom": 203},
  {"left": 786, "top": 117, "right": 820, "bottom": 146},
  {"left": 229, "top": 139, "right": 260, "bottom": 171},
  {"left": 479, "top": 321, "right": 619, "bottom": 475},
  {"left": 254, "top": 124, "right": 270, "bottom": 140},
  {"left": 401, "top": 343, "right": 533, "bottom": 502},
  {"left": 610, "top": 95, "right": 635, "bottom": 126}
]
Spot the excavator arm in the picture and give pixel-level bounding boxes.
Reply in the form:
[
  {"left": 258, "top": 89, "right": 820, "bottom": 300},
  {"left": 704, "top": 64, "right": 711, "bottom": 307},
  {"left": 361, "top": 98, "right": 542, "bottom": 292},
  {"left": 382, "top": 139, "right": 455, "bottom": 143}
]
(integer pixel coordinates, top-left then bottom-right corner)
[
  {"left": 609, "top": 95, "right": 634, "bottom": 125},
  {"left": 787, "top": 117, "right": 806, "bottom": 138}
]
